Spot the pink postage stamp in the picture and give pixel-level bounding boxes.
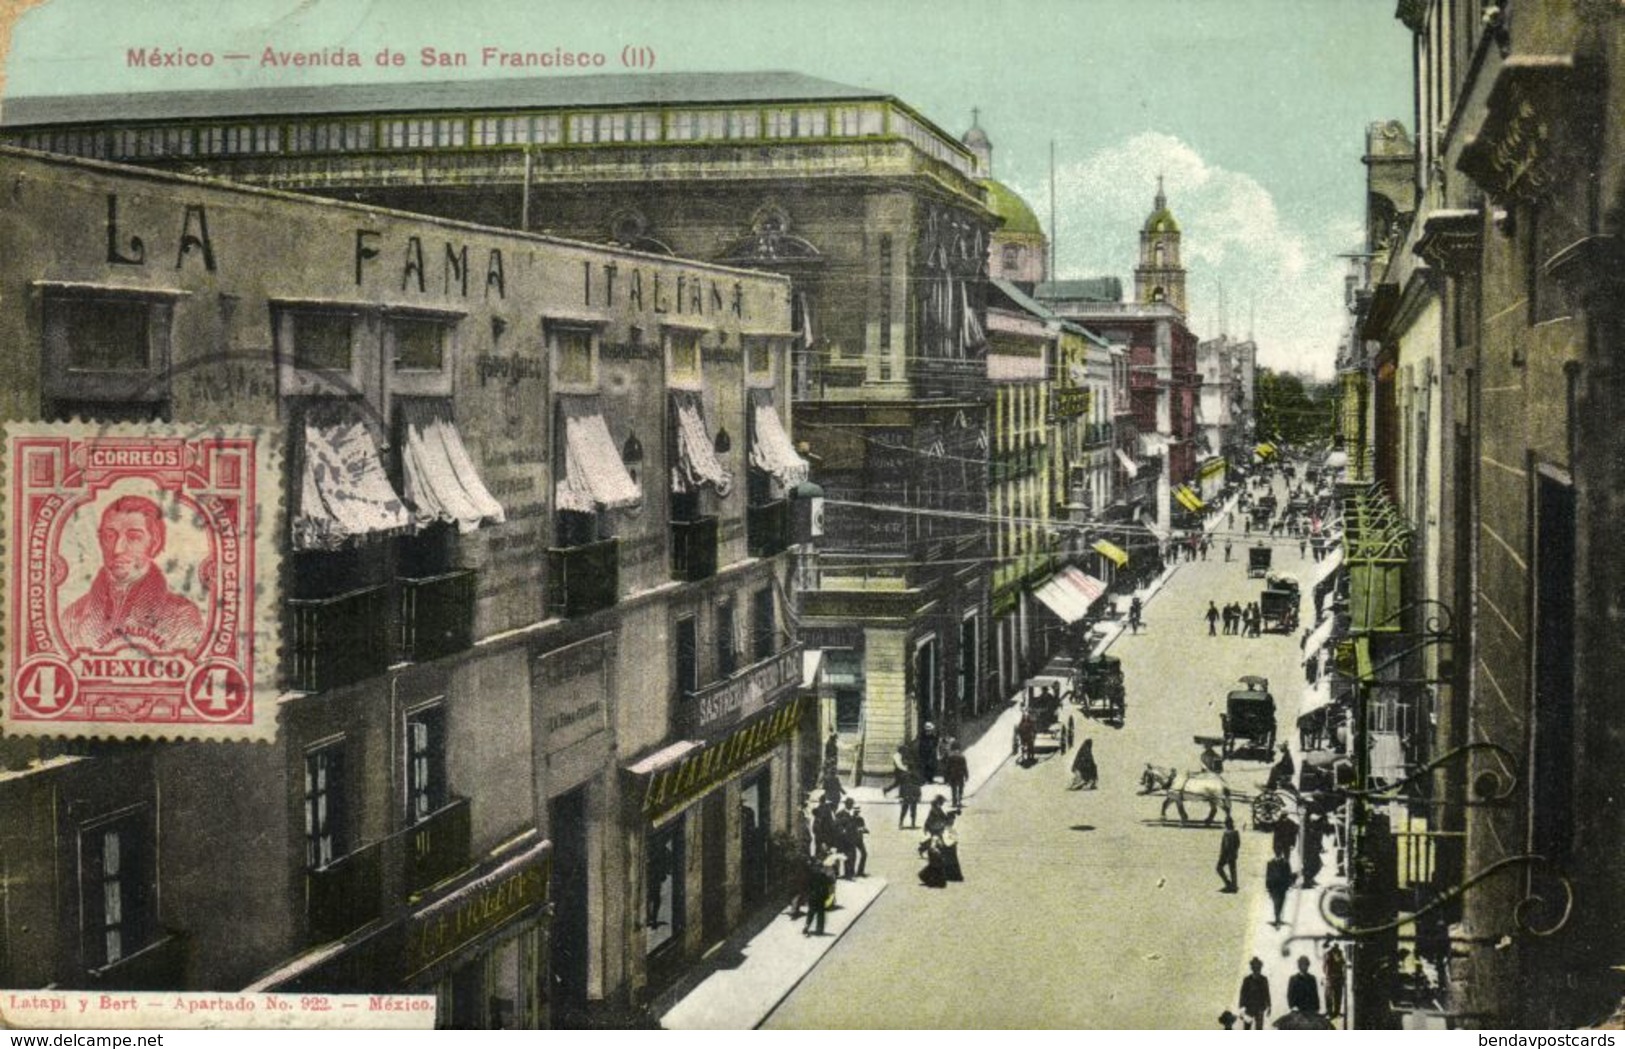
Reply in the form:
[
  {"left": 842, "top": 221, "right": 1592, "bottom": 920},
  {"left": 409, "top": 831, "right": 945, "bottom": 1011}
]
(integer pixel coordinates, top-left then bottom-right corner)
[{"left": 3, "top": 422, "right": 280, "bottom": 741}]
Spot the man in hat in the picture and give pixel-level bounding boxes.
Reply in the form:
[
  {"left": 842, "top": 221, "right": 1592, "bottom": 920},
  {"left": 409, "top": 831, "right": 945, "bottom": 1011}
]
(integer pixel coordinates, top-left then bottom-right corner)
[
  {"left": 1287, "top": 955, "right": 1321, "bottom": 1015},
  {"left": 897, "top": 765, "right": 922, "bottom": 829},
  {"left": 1238, "top": 957, "right": 1272, "bottom": 1030},
  {"left": 919, "top": 721, "right": 941, "bottom": 784},
  {"left": 836, "top": 797, "right": 868, "bottom": 878}
]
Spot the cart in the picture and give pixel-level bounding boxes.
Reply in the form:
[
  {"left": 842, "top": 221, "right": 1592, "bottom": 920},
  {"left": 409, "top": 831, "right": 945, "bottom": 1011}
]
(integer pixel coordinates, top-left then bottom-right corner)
[
  {"left": 1076, "top": 654, "right": 1126, "bottom": 722},
  {"left": 1247, "top": 544, "right": 1273, "bottom": 579},
  {"left": 1220, "top": 675, "right": 1277, "bottom": 760},
  {"left": 1259, "top": 572, "right": 1300, "bottom": 632},
  {"left": 1013, "top": 677, "right": 1071, "bottom": 759}
]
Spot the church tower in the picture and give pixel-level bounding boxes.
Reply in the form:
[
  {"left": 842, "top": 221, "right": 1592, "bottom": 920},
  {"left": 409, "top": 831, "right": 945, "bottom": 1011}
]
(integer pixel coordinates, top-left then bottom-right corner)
[{"left": 1134, "top": 176, "right": 1186, "bottom": 313}]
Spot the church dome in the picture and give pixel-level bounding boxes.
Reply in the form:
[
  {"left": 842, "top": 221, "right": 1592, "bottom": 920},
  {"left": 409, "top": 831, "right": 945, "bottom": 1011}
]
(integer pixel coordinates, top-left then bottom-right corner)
[
  {"left": 962, "top": 124, "right": 991, "bottom": 150},
  {"left": 982, "top": 179, "right": 1043, "bottom": 237},
  {"left": 1145, "top": 206, "right": 1180, "bottom": 234}
]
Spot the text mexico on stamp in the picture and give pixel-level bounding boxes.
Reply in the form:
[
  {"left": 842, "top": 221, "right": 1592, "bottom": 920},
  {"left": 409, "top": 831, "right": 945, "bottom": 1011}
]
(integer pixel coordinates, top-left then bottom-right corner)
[{"left": 3, "top": 422, "right": 279, "bottom": 742}]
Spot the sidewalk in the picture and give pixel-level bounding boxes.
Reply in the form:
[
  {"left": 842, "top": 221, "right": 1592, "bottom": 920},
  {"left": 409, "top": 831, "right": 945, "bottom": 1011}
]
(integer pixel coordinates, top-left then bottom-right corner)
[{"left": 655, "top": 877, "right": 888, "bottom": 1029}]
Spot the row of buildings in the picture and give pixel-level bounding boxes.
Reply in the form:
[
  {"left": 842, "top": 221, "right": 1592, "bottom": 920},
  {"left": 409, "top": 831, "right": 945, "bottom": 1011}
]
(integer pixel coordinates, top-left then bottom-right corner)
[
  {"left": 0, "top": 71, "right": 1257, "bottom": 1024},
  {"left": 1329, "top": 0, "right": 1624, "bottom": 1029}
]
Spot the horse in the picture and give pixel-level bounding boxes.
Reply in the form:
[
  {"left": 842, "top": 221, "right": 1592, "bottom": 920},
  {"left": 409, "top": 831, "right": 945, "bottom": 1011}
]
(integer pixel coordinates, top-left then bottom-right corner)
[{"left": 1159, "top": 769, "right": 1234, "bottom": 825}]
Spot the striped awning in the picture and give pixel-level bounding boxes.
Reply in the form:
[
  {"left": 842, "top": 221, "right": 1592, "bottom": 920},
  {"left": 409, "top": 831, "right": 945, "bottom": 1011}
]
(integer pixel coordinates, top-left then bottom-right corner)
[
  {"left": 1256, "top": 442, "right": 1278, "bottom": 459},
  {"left": 1092, "top": 539, "right": 1129, "bottom": 568},
  {"left": 1058, "top": 566, "right": 1107, "bottom": 606},
  {"left": 400, "top": 400, "right": 506, "bottom": 534},
  {"left": 1174, "top": 485, "right": 1205, "bottom": 513},
  {"left": 1032, "top": 566, "right": 1109, "bottom": 625}
]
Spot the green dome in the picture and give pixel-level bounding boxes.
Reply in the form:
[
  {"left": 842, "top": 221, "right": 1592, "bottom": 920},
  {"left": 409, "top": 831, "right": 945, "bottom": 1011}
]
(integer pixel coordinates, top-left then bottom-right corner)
[
  {"left": 982, "top": 179, "right": 1044, "bottom": 237},
  {"left": 1146, "top": 207, "right": 1180, "bottom": 234}
]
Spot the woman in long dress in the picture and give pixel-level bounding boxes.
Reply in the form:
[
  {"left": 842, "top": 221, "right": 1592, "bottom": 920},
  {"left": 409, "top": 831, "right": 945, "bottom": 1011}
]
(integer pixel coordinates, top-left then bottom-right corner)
[{"left": 1068, "top": 738, "right": 1098, "bottom": 790}]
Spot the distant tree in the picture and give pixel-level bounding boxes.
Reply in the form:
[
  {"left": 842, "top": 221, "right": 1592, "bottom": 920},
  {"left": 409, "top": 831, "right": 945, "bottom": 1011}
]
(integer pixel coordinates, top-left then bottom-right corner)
[{"left": 1256, "top": 367, "right": 1336, "bottom": 447}]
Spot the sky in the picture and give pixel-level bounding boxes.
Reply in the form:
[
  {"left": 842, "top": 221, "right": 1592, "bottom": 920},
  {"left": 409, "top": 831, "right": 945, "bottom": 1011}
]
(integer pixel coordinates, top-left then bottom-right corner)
[{"left": 0, "top": 0, "right": 1415, "bottom": 378}]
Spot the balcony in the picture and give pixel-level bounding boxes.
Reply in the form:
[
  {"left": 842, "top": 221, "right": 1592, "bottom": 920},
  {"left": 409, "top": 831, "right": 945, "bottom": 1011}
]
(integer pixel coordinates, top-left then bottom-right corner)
[
  {"left": 547, "top": 538, "right": 619, "bottom": 618},
  {"left": 306, "top": 839, "right": 384, "bottom": 943},
  {"left": 406, "top": 795, "right": 472, "bottom": 895},
  {"left": 399, "top": 569, "right": 476, "bottom": 663},
  {"left": 84, "top": 932, "right": 187, "bottom": 990},
  {"left": 287, "top": 585, "right": 390, "bottom": 693},
  {"left": 678, "top": 644, "right": 804, "bottom": 738},
  {"left": 671, "top": 515, "right": 719, "bottom": 582},
  {"left": 747, "top": 500, "right": 790, "bottom": 558}
]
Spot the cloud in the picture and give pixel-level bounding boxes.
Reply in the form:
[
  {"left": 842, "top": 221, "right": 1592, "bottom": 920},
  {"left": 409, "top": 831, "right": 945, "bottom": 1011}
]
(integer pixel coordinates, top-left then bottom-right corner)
[{"left": 1013, "top": 132, "right": 1360, "bottom": 379}]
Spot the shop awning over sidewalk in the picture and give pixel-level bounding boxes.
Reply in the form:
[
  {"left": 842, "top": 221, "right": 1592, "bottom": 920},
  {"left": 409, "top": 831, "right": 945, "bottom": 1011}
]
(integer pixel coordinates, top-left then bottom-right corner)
[
  {"left": 1092, "top": 539, "right": 1129, "bottom": 568},
  {"left": 1033, "top": 573, "right": 1091, "bottom": 624}
]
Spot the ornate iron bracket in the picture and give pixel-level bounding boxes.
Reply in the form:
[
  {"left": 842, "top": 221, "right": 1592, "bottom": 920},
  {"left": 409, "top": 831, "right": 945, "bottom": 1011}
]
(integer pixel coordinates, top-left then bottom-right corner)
[
  {"left": 1316, "top": 855, "right": 1573, "bottom": 940},
  {"left": 1339, "top": 740, "right": 1520, "bottom": 804}
]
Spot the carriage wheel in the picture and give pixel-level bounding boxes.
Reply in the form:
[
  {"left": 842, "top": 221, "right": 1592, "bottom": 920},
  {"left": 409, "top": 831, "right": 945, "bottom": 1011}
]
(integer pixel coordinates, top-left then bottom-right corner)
[{"left": 1252, "top": 791, "right": 1286, "bottom": 827}]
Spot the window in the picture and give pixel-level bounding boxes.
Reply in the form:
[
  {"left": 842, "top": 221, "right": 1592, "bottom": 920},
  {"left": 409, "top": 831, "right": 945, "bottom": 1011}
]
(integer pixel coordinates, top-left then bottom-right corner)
[
  {"left": 751, "top": 586, "right": 775, "bottom": 661},
  {"left": 765, "top": 110, "right": 793, "bottom": 138},
  {"left": 1002, "top": 244, "right": 1022, "bottom": 272},
  {"left": 745, "top": 337, "right": 773, "bottom": 382},
  {"left": 535, "top": 115, "right": 563, "bottom": 144},
  {"left": 54, "top": 298, "right": 151, "bottom": 372},
  {"left": 826, "top": 649, "right": 863, "bottom": 731},
  {"left": 878, "top": 235, "right": 893, "bottom": 352},
  {"left": 291, "top": 312, "right": 356, "bottom": 372},
  {"left": 644, "top": 820, "right": 684, "bottom": 952},
  {"left": 669, "top": 111, "right": 698, "bottom": 141},
  {"left": 667, "top": 330, "right": 701, "bottom": 386},
  {"left": 392, "top": 317, "right": 448, "bottom": 372},
  {"left": 304, "top": 741, "right": 348, "bottom": 869},
  {"left": 676, "top": 614, "right": 698, "bottom": 697},
  {"left": 796, "top": 109, "right": 828, "bottom": 138},
  {"left": 406, "top": 705, "right": 448, "bottom": 824},
  {"left": 80, "top": 809, "right": 153, "bottom": 970},
  {"left": 726, "top": 110, "right": 758, "bottom": 139},
  {"left": 552, "top": 325, "right": 597, "bottom": 387},
  {"left": 436, "top": 119, "right": 466, "bottom": 147},
  {"left": 717, "top": 601, "right": 737, "bottom": 679},
  {"left": 42, "top": 291, "right": 173, "bottom": 415}
]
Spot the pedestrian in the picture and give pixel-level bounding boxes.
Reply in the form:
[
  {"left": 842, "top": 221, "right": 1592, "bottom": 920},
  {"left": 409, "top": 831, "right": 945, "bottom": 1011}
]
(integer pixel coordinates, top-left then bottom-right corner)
[
  {"left": 1201, "top": 537, "right": 1210, "bottom": 561},
  {"left": 1068, "top": 737, "right": 1098, "bottom": 790},
  {"left": 1225, "top": 540, "right": 1233, "bottom": 562},
  {"left": 918, "top": 830, "right": 948, "bottom": 888},
  {"left": 1249, "top": 602, "right": 1263, "bottom": 637},
  {"left": 944, "top": 738, "right": 970, "bottom": 809},
  {"left": 919, "top": 721, "right": 941, "bottom": 783},
  {"left": 837, "top": 798, "right": 868, "bottom": 878},
  {"left": 885, "top": 744, "right": 910, "bottom": 796},
  {"left": 898, "top": 767, "right": 921, "bottom": 829},
  {"left": 1016, "top": 712, "right": 1037, "bottom": 765},
  {"left": 1238, "top": 957, "right": 1272, "bottom": 1030},
  {"left": 1206, "top": 601, "right": 1221, "bottom": 636},
  {"left": 1324, "top": 943, "right": 1347, "bottom": 1019},
  {"left": 924, "top": 795, "right": 951, "bottom": 838},
  {"left": 803, "top": 847, "right": 834, "bottom": 936},
  {"left": 811, "top": 794, "right": 838, "bottom": 853},
  {"left": 824, "top": 729, "right": 839, "bottom": 768},
  {"left": 940, "top": 812, "right": 964, "bottom": 882},
  {"left": 820, "top": 760, "right": 844, "bottom": 807},
  {"left": 1266, "top": 743, "right": 1296, "bottom": 792},
  {"left": 1265, "top": 856, "right": 1295, "bottom": 927},
  {"left": 1129, "top": 596, "right": 1143, "bottom": 634},
  {"left": 1299, "top": 538, "right": 1307, "bottom": 559},
  {"left": 1222, "top": 602, "right": 1235, "bottom": 635},
  {"left": 1301, "top": 813, "right": 1328, "bottom": 889},
  {"left": 1216, "top": 815, "right": 1241, "bottom": 892},
  {"left": 1272, "top": 810, "right": 1300, "bottom": 862},
  {"left": 1287, "top": 956, "right": 1321, "bottom": 1015}
]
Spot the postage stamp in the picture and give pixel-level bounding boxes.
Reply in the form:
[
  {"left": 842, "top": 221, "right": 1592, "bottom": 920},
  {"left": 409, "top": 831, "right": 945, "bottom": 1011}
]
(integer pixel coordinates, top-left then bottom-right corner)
[{"left": 3, "top": 422, "right": 280, "bottom": 742}]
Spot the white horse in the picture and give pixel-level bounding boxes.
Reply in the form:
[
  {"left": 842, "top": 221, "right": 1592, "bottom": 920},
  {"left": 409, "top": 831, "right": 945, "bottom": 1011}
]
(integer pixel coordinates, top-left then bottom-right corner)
[{"left": 1159, "top": 769, "right": 1234, "bottom": 825}]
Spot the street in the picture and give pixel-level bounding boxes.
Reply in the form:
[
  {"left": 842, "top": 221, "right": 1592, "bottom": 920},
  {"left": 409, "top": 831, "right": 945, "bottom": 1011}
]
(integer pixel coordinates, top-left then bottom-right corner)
[{"left": 765, "top": 486, "right": 1324, "bottom": 1028}]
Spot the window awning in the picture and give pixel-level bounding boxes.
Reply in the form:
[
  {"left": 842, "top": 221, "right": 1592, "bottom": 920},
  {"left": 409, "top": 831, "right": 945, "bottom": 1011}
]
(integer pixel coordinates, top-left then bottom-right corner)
[
  {"left": 1115, "top": 448, "right": 1139, "bottom": 478},
  {"left": 1033, "top": 573, "right": 1091, "bottom": 624},
  {"left": 1256, "top": 442, "right": 1278, "bottom": 459},
  {"left": 1092, "top": 539, "right": 1129, "bottom": 568},
  {"left": 1058, "top": 566, "right": 1107, "bottom": 607},
  {"left": 400, "top": 401, "right": 506, "bottom": 534},
  {"left": 671, "top": 391, "right": 734, "bottom": 497},
  {"left": 556, "top": 396, "right": 642, "bottom": 514},
  {"left": 1304, "top": 611, "right": 1338, "bottom": 655},
  {"left": 961, "top": 280, "right": 987, "bottom": 354},
  {"left": 294, "top": 411, "right": 412, "bottom": 551},
  {"left": 1139, "top": 433, "right": 1170, "bottom": 457},
  {"left": 749, "top": 389, "right": 809, "bottom": 488},
  {"left": 1174, "top": 486, "right": 1204, "bottom": 513},
  {"left": 1297, "top": 679, "right": 1334, "bottom": 724}
]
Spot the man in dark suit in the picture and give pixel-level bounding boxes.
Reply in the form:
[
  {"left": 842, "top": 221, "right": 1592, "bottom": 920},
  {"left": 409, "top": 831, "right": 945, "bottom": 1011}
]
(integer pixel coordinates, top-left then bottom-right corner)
[
  {"left": 1287, "top": 955, "right": 1321, "bottom": 1015},
  {"left": 1238, "top": 957, "right": 1272, "bottom": 1030}
]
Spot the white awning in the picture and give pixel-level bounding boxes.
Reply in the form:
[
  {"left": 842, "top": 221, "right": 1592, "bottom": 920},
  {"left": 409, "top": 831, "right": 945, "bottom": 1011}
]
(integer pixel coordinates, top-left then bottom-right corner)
[
  {"left": 1138, "top": 509, "right": 1168, "bottom": 542},
  {"left": 1304, "top": 611, "right": 1337, "bottom": 655},
  {"left": 1058, "top": 566, "right": 1107, "bottom": 607},
  {"left": 1311, "top": 544, "right": 1345, "bottom": 585},
  {"left": 1033, "top": 573, "right": 1091, "bottom": 624},
  {"left": 671, "top": 391, "right": 734, "bottom": 496},
  {"left": 749, "top": 390, "right": 809, "bottom": 488},
  {"left": 556, "top": 397, "right": 642, "bottom": 513},
  {"left": 1297, "top": 679, "right": 1334, "bottom": 723},
  {"left": 294, "top": 413, "right": 411, "bottom": 551},
  {"left": 1115, "top": 448, "right": 1140, "bottom": 478},
  {"left": 801, "top": 649, "right": 825, "bottom": 690},
  {"left": 1139, "top": 432, "right": 1170, "bottom": 457},
  {"left": 401, "top": 401, "right": 505, "bottom": 533}
]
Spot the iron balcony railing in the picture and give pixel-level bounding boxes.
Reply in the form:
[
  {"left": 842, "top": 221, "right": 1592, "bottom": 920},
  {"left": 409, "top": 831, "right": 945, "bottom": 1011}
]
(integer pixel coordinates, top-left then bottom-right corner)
[
  {"left": 547, "top": 538, "right": 619, "bottom": 618},
  {"left": 287, "top": 585, "right": 390, "bottom": 693},
  {"left": 398, "top": 569, "right": 476, "bottom": 663},
  {"left": 671, "top": 515, "right": 719, "bottom": 582},
  {"left": 306, "top": 838, "right": 384, "bottom": 943}
]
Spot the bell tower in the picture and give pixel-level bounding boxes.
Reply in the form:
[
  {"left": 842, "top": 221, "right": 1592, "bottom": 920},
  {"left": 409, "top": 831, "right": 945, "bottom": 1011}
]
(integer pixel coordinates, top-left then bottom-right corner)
[{"left": 1134, "top": 176, "right": 1186, "bottom": 313}]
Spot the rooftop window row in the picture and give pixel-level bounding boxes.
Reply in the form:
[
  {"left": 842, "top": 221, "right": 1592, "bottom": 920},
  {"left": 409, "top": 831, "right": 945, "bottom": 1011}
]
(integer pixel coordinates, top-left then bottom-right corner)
[{"left": 6, "top": 101, "right": 972, "bottom": 174}]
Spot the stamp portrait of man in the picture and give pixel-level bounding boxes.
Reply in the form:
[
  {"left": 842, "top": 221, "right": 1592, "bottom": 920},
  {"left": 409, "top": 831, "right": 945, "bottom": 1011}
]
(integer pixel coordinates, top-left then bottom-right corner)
[{"left": 60, "top": 494, "right": 205, "bottom": 654}]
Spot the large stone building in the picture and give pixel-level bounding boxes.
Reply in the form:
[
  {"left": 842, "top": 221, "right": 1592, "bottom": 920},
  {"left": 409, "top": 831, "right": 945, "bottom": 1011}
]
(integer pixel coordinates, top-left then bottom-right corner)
[
  {"left": 0, "top": 148, "right": 807, "bottom": 1026},
  {"left": 1337, "top": 0, "right": 1625, "bottom": 1029},
  {"left": 0, "top": 69, "right": 999, "bottom": 809}
]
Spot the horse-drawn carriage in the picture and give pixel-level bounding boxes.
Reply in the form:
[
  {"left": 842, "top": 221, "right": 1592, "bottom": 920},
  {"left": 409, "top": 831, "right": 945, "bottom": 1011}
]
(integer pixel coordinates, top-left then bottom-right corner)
[
  {"left": 1247, "top": 544, "right": 1273, "bottom": 579},
  {"left": 1076, "top": 654, "right": 1125, "bottom": 723},
  {"left": 1013, "top": 677, "right": 1071, "bottom": 761},
  {"left": 1220, "top": 675, "right": 1277, "bottom": 760},
  {"left": 1259, "top": 572, "right": 1301, "bottom": 633},
  {"left": 1144, "top": 746, "right": 1292, "bottom": 829}
]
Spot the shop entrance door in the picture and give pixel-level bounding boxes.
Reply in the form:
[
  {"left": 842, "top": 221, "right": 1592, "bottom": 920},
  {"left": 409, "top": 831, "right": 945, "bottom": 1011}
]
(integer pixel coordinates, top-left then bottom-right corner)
[
  {"left": 740, "top": 770, "right": 770, "bottom": 906},
  {"left": 701, "top": 791, "right": 728, "bottom": 945},
  {"left": 548, "top": 787, "right": 589, "bottom": 1024}
]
